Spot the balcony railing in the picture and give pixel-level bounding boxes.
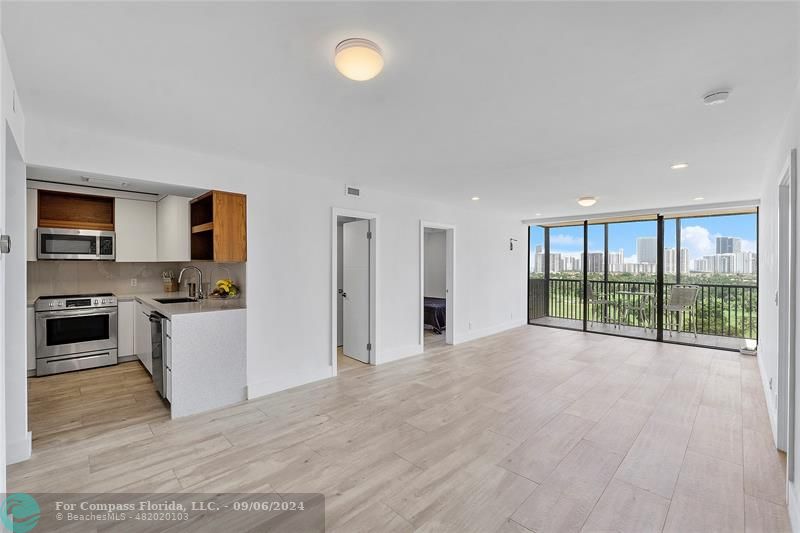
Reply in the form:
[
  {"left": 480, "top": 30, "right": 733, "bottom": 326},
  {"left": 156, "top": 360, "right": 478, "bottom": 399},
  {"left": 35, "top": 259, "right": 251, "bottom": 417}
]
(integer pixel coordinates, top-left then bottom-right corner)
[{"left": 528, "top": 278, "right": 757, "bottom": 339}]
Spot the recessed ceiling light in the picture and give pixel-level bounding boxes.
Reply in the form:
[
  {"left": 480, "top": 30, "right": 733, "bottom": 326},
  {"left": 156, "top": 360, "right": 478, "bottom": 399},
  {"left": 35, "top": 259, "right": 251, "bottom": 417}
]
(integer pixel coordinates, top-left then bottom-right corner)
[
  {"left": 334, "top": 38, "right": 383, "bottom": 81},
  {"left": 577, "top": 196, "right": 597, "bottom": 207},
  {"left": 670, "top": 163, "right": 689, "bottom": 170},
  {"left": 694, "top": 196, "right": 705, "bottom": 201},
  {"left": 703, "top": 90, "right": 730, "bottom": 106},
  {"left": 471, "top": 196, "right": 480, "bottom": 201},
  {"left": 535, "top": 213, "right": 542, "bottom": 216}
]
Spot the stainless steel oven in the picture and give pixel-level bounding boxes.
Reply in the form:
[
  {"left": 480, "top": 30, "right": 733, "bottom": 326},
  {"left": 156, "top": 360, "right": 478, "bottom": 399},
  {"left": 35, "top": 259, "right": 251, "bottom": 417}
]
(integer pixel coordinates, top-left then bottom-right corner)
[
  {"left": 35, "top": 294, "right": 118, "bottom": 376},
  {"left": 37, "top": 228, "right": 115, "bottom": 260}
]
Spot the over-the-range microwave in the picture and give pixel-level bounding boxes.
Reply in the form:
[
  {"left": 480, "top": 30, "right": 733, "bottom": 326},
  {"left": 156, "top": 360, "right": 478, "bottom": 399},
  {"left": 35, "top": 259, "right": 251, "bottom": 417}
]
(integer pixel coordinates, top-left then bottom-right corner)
[{"left": 37, "top": 228, "right": 116, "bottom": 261}]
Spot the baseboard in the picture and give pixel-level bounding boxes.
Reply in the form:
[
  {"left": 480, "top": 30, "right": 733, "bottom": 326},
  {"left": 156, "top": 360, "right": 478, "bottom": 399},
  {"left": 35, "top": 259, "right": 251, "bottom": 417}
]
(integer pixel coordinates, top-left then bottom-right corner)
[
  {"left": 453, "top": 319, "right": 526, "bottom": 344},
  {"left": 756, "top": 351, "right": 780, "bottom": 446},
  {"left": 377, "top": 344, "right": 424, "bottom": 365},
  {"left": 6, "top": 432, "right": 32, "bottom": 465},
  {"left": 246, "top": 366, "right": 333, "bottom": 400},
  {"left": 789, "top": 483, "right": 800, "bottom": 533}
]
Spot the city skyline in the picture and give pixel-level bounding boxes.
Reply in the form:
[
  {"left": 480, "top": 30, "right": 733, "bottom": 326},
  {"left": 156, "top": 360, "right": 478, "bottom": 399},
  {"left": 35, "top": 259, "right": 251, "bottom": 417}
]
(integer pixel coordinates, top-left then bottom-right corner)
[{"left": 529, "top": 214, "right": 757, "bottom": 275}]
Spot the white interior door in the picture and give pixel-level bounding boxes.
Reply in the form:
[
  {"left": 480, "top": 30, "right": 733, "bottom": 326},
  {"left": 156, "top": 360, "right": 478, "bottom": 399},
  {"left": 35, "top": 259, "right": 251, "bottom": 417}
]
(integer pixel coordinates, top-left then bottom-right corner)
[{"left": 343, "top": 220, "right": 370, "bottom": 363}]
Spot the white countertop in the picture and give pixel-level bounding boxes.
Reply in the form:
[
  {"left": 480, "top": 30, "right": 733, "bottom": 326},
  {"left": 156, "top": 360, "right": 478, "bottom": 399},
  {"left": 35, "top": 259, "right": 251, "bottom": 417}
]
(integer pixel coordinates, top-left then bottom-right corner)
[
  {"left": 28, "top": 291, "right": 246, "bottom": 317},
  {"left": 123, "top": 291, "right": 246, "bottom": 318}
]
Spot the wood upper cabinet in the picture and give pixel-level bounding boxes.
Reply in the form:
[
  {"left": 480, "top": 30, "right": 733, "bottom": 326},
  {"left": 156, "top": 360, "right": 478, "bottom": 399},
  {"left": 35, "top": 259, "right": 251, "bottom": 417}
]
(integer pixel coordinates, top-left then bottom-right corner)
[
  {"left": 37, "top": 190, "right": 115, "bottom": 230},
  {"left": 190, "top": 190, "right": 247, "bottom": 262}
]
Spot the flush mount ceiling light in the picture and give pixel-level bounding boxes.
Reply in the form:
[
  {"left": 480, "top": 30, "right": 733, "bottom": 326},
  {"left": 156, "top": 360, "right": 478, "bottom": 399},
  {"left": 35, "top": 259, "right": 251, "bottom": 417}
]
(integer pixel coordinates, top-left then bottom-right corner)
[
  {"left": 471, "top": 196, "right": 480, "bottom": 201},
  {"left": 334, "top": 38, "right": 384, "bottom": 81},
  {"left": 577, "top": 196, "right": 597, "bottom": 207},
  {"left": 670, "top": 162, "right": 689, "bottom": 170},
  {"left": 703, "top": 90, "right": 730, "bottom": 106},
  {"left": 694, "top": 196, "right": 705, "bottom": 201}
]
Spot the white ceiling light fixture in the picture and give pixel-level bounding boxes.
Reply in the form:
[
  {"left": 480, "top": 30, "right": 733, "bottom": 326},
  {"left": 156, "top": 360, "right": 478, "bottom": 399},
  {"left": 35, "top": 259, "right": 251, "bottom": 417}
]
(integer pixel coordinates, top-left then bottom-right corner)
[
  {"left": 670, "top": 162, "right": 689, "bottom": 170},
  {"left": 334, "top": 38, "right": 384, "bottom": 81},
  {"left": 703, "top": 90, "right": 731, "bottom": 106},
  {"left": 577, "top": 196, "right": 597, "bottom": 207},
  {"left": 471, "top": 196, "right": 480, "bottom": 201},
  {"left": 694, "top": 196, "right": 705, "bottom": 201}
]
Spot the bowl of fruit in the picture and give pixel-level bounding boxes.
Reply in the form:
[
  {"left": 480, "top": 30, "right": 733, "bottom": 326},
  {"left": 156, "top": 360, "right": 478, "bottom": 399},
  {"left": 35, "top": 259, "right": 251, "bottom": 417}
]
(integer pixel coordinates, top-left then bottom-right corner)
[{"left": 209, "top": 278, "right": 241, "bottom": 299}]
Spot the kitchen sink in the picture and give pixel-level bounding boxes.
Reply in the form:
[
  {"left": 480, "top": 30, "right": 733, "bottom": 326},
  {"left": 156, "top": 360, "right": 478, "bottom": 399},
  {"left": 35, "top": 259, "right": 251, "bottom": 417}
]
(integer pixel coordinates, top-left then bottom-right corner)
[{"left": 154, "top": 297, "right": 198, "bottom": 304}]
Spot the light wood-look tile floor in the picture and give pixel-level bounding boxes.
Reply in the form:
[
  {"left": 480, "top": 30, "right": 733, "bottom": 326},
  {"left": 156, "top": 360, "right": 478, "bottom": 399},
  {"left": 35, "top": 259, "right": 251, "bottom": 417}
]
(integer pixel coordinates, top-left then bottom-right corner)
[{"left": 12, "top": 326, "right": 789, "bottom": 532}]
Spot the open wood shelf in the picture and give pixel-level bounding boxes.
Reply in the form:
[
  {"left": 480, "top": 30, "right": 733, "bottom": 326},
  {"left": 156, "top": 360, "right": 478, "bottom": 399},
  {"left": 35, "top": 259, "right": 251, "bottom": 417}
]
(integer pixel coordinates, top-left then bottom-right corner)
[
  {"left": 189, "top": 190, "right": 247, "bottom": 262},
  {"left": 38, "top": 190, "right": 115, "bottom": 230},
  {"left": 191, "top": 222, "right": 214, "bottom": 234}
]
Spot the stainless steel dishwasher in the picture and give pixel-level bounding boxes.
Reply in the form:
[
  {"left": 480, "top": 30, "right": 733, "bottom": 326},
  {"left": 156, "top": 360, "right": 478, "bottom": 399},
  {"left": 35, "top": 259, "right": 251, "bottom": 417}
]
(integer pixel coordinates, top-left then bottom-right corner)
[{"left": 149, "top": 312, "right": 169, "bottom": 402}]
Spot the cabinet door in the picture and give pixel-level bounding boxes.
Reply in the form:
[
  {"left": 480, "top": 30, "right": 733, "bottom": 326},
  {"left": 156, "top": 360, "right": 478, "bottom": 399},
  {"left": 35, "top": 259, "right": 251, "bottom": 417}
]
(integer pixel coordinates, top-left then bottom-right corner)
[
  {"left": 117, "top": 301, "right": 135, "bottom": 357},
  {"left": 26, "top": 189, "right": 37, "bottom": 261},
  {"left": 157, "top": 196, "right": 191, "bottom": 262},
  {"left": 115, "top": 199, "right": 157, "bottom": 262}
]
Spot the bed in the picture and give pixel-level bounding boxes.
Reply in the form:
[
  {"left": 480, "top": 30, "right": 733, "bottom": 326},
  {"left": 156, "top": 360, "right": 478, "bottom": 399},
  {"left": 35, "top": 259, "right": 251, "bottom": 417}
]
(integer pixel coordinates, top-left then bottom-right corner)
[{"left": 424, "top": 297, "right": 447, "bottom": 334}]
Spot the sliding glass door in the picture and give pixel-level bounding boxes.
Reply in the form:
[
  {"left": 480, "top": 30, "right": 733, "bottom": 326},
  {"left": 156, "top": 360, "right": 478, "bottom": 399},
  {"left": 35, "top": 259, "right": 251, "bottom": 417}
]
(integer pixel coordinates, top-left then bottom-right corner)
[{"left": 527, "top": 210, "right": 758, "bottom": 351}]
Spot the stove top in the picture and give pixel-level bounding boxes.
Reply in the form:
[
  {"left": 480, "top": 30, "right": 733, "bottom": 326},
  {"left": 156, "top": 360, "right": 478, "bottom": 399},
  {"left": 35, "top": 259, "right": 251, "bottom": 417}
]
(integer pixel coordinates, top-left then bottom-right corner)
[
  {"left": 37, "top": 293, "right": 115, "bottom": 299},
  {"left": 35, "top": 293, "right": 117, "bottom": 312}
]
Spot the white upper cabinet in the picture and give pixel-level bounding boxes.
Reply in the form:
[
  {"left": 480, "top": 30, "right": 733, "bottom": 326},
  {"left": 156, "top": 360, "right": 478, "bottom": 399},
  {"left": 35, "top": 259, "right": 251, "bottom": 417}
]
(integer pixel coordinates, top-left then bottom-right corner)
[
  {"left": 157, "top": 196, "right": 191, "bottom": 262},
  {"left": 26, "top": 188, "right": 37, "bottom": 261},
  {"left": 115, "top": 198, "right": 157, "bottom": 262}
]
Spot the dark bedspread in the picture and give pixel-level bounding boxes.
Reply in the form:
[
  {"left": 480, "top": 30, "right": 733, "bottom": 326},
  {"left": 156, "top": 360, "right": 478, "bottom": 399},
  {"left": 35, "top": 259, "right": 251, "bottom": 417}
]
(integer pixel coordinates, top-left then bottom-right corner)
[{"left": 424, "top": 297, "right": 446, "bottom": 334}]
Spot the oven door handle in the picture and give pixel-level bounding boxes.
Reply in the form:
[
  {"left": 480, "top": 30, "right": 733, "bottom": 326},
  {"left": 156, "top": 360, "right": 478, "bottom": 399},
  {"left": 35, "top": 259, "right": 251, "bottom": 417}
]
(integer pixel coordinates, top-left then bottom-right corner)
[{"left": 36, "top": 308, "right": 117, "bottom": 319}]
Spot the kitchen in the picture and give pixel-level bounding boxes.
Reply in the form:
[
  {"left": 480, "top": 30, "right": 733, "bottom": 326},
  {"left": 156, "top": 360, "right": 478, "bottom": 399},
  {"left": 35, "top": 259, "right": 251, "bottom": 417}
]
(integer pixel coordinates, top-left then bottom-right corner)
[{"left": 25, "top": 167, "right": 248, "bottom": 449}]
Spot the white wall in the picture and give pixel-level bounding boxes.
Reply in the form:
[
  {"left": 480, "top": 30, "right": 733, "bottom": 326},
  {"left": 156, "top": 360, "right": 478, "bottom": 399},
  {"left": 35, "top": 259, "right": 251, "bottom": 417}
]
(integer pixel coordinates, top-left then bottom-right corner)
[
  {"left": 22, "top": 118, "right": 527, "bottom": 399},
  {"left": 424, "top": 230, "right": 446, "bottom": 298},
  {"left": 758, "top": 76, "right": 800, "bottom": 530},
  {"left": 1, "top": 33, "right": 28, "bottom": 487}
]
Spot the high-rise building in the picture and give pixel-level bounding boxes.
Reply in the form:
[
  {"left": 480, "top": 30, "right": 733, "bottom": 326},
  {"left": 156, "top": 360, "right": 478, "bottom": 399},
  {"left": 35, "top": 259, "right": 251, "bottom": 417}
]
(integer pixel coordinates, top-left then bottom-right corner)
[
  {"left": 587, "top": 252, "right": 604, "bottom": 274},
  {"left": 549, "top": 252, "right": 562, "bottom": 273},
  {"left": 716, "top": 236, "right": 742, "bottom": 254},
  {"left": 636, "top": 237, "right": 658, "bottom": 264},
  {"left": 664, "top": 247, "right": 690, "bottom": 274},
  {"left": 608, "top": 249, "right": 624, "bottom": 273},
  {"left": 534, "top": 245, "right": 544, "bottom": 273}
]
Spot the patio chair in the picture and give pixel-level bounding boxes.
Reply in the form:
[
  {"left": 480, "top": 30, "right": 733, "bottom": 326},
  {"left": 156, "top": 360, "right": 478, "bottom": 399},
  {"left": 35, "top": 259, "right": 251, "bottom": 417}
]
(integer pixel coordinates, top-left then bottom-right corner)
[
  {"left": 619, "top": 288, "right": 655, "bottom": 332},
  {"left": 666, "top": 285, "right": 700, "bottom": 338},
  {"left": 587, "top": 283, "right": 618, "bottom": 328}
]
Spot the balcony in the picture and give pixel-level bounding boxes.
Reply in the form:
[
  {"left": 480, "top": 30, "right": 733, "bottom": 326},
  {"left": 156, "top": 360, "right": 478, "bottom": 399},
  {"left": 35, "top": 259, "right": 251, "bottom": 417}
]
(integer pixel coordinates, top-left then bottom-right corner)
[{"left": 528, "top": 278, "right": 757, "bottom": 350}]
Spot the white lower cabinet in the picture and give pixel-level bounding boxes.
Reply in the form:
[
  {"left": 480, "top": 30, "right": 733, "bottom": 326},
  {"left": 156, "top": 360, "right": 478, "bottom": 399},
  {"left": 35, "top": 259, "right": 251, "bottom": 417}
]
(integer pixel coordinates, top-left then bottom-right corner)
[
  {"left": 117, "top": 300, "right": 135, "bottom": 357},
  {"left": 134, "top": 301, "right": 153, "bottom": 374}
]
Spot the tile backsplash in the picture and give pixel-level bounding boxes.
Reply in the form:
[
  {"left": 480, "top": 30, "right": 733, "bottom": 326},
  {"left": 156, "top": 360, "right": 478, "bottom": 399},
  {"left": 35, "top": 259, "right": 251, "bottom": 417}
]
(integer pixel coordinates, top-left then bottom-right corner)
[{"left": 27, "top": 261, "right": 246, "bottom": 299}]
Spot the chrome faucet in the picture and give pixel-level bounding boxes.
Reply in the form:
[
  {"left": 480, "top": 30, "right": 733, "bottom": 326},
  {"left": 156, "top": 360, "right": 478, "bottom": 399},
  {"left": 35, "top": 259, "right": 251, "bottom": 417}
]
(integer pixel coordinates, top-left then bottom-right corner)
[{"left": 178, "top": 266, "right": 204, "bottom": 299}]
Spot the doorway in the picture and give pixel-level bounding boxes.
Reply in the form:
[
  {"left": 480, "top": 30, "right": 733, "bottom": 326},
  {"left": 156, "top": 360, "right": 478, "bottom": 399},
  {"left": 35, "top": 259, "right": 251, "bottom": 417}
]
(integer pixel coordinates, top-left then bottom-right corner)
[
  {"left": 777, "top": 149, "right": 797, "bottom": 469},
  {"left": 332, "top": 209, "right": 377, "bottom": 374},
  {"left": 420, "top": 221, "right": 455, "bottom": 350}
]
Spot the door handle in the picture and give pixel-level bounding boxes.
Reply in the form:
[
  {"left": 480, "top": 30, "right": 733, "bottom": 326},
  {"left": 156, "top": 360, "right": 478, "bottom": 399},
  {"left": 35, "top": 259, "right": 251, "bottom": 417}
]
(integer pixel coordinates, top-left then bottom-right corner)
[{"left": 0, "top": 235, "right": 10, "bottom": 254}]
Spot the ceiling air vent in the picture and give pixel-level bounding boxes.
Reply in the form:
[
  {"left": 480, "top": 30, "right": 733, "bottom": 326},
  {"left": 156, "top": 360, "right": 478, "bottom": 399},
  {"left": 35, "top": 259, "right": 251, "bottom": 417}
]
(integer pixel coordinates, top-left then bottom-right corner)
[{"left": 345, "top": 185, "right": 361, "bottom": 198}]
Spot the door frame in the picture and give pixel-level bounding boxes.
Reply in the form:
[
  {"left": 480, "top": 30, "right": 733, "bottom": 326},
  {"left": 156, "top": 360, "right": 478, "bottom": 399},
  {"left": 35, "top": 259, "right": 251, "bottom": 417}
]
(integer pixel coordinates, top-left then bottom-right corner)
[
  {"left": 419, "top": 220, "right": 455, "bottom": 347},
  {"left": 777, "top": 149, "right": 797, "bottom": 470},
  {"left": 331, "top": 207, "right": 378, "bottom": 375}
]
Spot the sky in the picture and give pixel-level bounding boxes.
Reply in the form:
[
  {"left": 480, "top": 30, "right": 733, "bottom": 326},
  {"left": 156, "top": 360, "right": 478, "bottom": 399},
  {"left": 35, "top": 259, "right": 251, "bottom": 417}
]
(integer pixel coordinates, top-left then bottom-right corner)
[{"left": 529, "top": 213, "right": 757, "bottom": 264}]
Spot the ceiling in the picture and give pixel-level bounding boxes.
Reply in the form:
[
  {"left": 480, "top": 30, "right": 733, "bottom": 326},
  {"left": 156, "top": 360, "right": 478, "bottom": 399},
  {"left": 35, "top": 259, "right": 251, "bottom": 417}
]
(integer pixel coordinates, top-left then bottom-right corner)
[{"left": 3, "top": 2, "right": 798, "bottom": 219}]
